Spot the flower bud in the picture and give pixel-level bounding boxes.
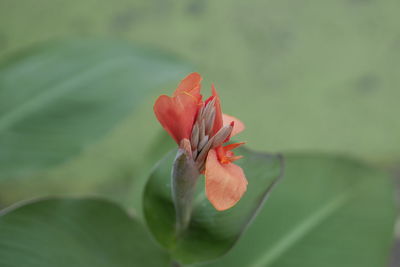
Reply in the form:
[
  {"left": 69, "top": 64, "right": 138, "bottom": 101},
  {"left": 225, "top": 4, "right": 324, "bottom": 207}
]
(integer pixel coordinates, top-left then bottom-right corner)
[{"left": 171, "top": 139, "right": 200, "bottom": 234}]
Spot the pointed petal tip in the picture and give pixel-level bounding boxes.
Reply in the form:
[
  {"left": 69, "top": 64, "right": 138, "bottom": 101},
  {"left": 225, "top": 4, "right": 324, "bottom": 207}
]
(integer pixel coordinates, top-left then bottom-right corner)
[
  {"left": 190, "top": 72, "right": 202, "bottom": 78},
  {"left": 184, "top": 72, "right": 202, "bottom": 82},
  {"left": 211, "top": 83, "right": 218, "bottom": 94},
  {"left": 174, "top": 72, "right": 203, "bottom": 97},
  {"left": 223, "top": 142, "right": 246, "bottom": 151},
  {"left": 185, "top": 72, "right": 203, "bottom": 85},
  {"left": 222, "top": 114, "right": 245, "bottom": 137}
]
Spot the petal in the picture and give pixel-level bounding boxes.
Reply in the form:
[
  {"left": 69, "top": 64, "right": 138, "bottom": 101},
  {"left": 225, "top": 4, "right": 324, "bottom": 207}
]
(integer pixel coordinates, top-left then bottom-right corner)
[
  {"left": 174, "top": 72, "right": 202, "bottom": 98},
  {"left": 223, "top": 114, "right": 245, "bottom": 137},
  {"left": 223, "top": 142, "right": 245, "bottom": 152},
  {"left": 154, "top": 94, "right": 199, "bottom": 143},
  {"left": 205, "top": 149, "right": 248, "bottom": 211},
  {"left": 210, "top": 84, "right": 224, "bottom": 135}
]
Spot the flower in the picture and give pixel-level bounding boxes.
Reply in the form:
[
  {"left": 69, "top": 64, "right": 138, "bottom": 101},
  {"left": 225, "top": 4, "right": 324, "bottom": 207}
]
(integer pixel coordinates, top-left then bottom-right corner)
[{"left": 154, "top": 73, "right": 247, "bottom": 211}]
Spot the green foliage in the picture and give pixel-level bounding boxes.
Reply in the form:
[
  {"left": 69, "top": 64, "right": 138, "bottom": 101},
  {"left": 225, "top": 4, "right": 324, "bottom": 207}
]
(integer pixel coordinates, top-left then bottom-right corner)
[
  {"left": 0, "top": 40, "right": 188, "bottom": 181},
  {"left": 0, "top": 152, "right": 394, "bottom": 267},
  {"left": 0, "top": 0, "right": 399, "bottom": 163},
  {"left": 197, "top": 154, "right": 396, "bottom": 267},
  {"left": 0, "top": 198, "right": 169, "bottom": 267},
  {"left": 143, "top": 147, "right": 283, "bottom": 263},
  {"left": 0, "top": 3, "right": 397, "bottom": 263}
]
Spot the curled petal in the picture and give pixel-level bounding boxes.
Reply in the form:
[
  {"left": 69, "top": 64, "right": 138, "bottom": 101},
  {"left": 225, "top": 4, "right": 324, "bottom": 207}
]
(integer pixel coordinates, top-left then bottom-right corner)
[
  {"left": 154, "top": 73, "right": 203, "bottom": 143},
  {"left": 154, "top": 93, "right": 199, "bottom": 143},
  {"left": 174, "top": 72, "right": 202, "bottom": 98},
  {"left": 205, "top": 149, "right": 248, "bottom": 211},
  {"left": 223, "top": 114, "right": 245, "bottom": 137}
]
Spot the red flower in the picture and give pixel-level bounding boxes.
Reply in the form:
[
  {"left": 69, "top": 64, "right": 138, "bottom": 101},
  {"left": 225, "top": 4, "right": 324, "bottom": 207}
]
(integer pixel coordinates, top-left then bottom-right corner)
[{"left": 154, "top": 73, "right": 247, "bottom": 211}]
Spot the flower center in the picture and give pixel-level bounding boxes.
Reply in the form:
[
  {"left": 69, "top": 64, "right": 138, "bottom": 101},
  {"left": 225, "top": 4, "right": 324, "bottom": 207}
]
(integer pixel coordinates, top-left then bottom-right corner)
[{"left": 189, "top": 98, "right": 233, "bottom": 172}]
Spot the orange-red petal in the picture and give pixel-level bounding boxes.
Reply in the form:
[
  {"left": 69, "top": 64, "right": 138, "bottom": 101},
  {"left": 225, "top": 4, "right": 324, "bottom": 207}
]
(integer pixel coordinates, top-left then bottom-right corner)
[
  {"left": 173, "top": 72, "right": 202, "bottom": 98},
  {"left": 154, "top": 73, "right": 203, "bottom": 143},
  {"left": 154, "top": 93, "right": 200, "bottom": 144},
  {"left": 223, "top": 114, "right": 245, "bottom": 137},
  {"left": 205, "top": 149, "right": 248, "bottom": 211},
  {"left": 223, "top": 142, "right": 246, "bottom": 152}
]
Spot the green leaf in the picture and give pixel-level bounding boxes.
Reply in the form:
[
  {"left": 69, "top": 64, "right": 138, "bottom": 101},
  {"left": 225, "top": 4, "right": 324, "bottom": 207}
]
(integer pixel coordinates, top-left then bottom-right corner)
[
  {"left": 0, "top": 40, "right": 188, "bottom": 180},
  {"left": 196, "top": 154, "right": 396, "bottom": 267},
  {"left": 2, "top": 1, "right": 399, "bottom": 163},
  {"left": 0, "top": 198, "right": 169, "bottom": 267},
  {"left": 129, "top": 132, "right": 176, "bottom": 217},
  {"left": 143, "top": 147, "right": 284, "bottom": 264}
]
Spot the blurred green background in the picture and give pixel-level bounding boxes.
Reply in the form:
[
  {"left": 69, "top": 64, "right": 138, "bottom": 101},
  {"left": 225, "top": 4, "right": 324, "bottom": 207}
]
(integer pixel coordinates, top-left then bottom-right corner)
[
  {"left": 0, "top": 0, "right": 399, "bottom": 231},
  {"left": 1, "top": 0, "right": 399, "bottom": 164},
  {"left": 0, "top": 1, "right": 399, "bottom": 266}
]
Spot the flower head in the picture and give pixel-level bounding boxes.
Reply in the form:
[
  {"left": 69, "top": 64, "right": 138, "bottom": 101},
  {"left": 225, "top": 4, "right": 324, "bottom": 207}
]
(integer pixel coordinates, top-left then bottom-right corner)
[{"left": 154, "top": 73, "right": 247, "bottom": 211}]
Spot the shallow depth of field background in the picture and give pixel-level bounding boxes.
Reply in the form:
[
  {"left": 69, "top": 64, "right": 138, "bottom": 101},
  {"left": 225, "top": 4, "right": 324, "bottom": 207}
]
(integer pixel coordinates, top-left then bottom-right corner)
[
  {"left": 2, "top": 0, "right": 399, "bottom": 163},
  {"left": 0, "top": 0, "right": 399, "bottom": 264}
]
